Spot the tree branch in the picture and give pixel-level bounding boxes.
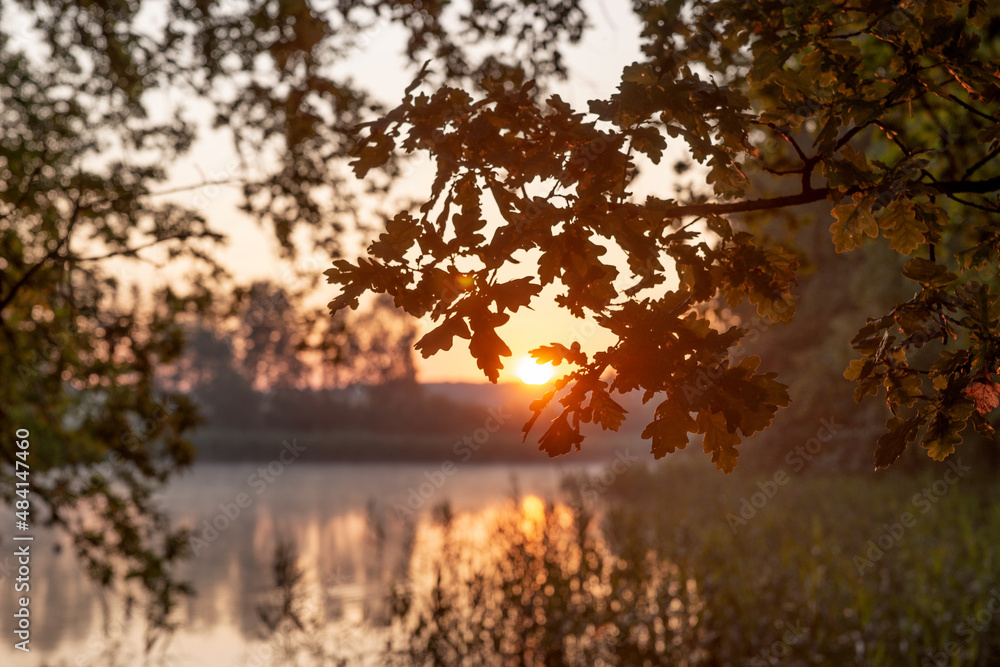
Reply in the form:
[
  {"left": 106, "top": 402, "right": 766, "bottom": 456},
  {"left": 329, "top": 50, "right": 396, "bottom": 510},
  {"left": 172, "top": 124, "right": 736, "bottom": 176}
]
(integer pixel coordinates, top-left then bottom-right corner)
[
  {"left": 946, "top": 93, "right": 996, "bottom": 123},
  {"left": 934, "top": 175, "right": 1000, "bottom": 194},
  {"left": 651, "top": 189, "right": 832, "bottom": 219},
  {"left": 962, "top": 146, "right": 1000, "bottom": 181},
  {"left": 74, "top": 235, "right": 198, "bottom": 263},
  {"left": 650, "top": 175, "right": 1000, "bottom": 221},
  {"left": 0, "top": 199, "right": 79, "bottom": 313}
]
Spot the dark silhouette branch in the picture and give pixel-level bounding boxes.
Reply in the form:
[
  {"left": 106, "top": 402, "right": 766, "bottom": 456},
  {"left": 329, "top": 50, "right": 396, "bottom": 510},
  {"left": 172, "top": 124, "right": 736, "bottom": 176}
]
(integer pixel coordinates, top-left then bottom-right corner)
[
  {"left": 935, "top": 175, "right": 1000, "bottom": 194},
  {"left": 962, "top": 146, "right": 1000, "bottom": 180},
  {"left": 651, "top": 189, "right": 833, "bottom": 219},
  {"left": 651, "top": 175, "right": 1000, "bottom": 221},
  {"left": 946, "top": 92, "right": 996, "bottom": 122},
  {"left": 75, "top": 233, "right": 220, "bottom": 264},
  {"left": 833, "top": 123, "right": 871, "bottom": 152},
  {"left": 754, "top": 121, "right": 809, "bottom": 163}
]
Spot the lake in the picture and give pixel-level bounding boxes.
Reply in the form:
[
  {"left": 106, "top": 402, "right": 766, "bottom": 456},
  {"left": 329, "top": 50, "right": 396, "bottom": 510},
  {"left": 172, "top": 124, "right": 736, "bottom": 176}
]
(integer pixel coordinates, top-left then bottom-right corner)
[{"left": 0, "top": 461, "right": 605, "bottom": 666}]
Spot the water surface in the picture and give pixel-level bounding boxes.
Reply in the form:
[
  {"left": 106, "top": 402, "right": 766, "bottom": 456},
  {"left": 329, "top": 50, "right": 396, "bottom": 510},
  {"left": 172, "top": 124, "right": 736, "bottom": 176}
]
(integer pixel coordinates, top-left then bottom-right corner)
[{"left": 0, "top": 461, "right": 594, "bottom": 666}]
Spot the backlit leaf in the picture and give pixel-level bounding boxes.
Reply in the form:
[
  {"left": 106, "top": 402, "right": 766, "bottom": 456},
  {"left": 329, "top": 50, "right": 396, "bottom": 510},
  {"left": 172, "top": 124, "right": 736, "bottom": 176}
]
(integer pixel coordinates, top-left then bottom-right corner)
[
  {"left": 874, "top": 415, "right": 923, "bottom": 469},
  {"left": 538, "top": 413, "right": 583, "bottom": 457},
  {"left": 831, "top": 196, "right": 878, "bottom": 252},
  {"left": 415, "top": 316, "right": 471, "bottom": 358},
  {"left": 697, "top": 410, "right": 742, "bottom": 474},
  {"left": 589, "top": 390, "right": 627, "bottom": 431},
  {"left": 641, "top": 400, "right": 694, "bottom": 458}
]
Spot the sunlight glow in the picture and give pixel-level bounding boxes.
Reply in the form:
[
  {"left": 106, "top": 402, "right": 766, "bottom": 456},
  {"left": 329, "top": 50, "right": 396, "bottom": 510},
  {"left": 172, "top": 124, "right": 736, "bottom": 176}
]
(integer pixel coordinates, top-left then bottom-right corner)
[
  {"left": 515, "top": 356, "right": 554, "bottom": 385},
  {"left": 521, "top": 494, "right": 546, "bottom": 538}
]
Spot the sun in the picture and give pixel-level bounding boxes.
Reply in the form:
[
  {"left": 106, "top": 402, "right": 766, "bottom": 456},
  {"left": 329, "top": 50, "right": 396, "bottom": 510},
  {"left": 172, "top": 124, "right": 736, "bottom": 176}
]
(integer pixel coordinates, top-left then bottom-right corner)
[{"left": 515, "top": 356, "right": 554, "bottom": 385}]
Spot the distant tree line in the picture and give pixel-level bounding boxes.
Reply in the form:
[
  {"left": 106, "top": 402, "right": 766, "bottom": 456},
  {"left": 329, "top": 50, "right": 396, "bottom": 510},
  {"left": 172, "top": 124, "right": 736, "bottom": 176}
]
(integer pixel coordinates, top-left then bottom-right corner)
[{"left": 159, "top": 281, "right": 488, "bottom": 434}]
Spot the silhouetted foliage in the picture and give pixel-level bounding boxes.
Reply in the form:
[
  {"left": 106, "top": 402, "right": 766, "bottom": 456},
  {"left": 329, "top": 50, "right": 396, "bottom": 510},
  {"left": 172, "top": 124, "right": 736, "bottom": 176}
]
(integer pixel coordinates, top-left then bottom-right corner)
[{"left": 329, "top": 0, "right": 1000, "bottom": 471}]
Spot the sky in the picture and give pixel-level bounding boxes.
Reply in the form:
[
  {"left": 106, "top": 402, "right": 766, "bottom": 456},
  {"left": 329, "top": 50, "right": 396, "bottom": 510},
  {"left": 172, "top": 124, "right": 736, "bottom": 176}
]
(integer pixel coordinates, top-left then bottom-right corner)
[{"left": 151, "top": 1, "right": 684, "bottom": 385}]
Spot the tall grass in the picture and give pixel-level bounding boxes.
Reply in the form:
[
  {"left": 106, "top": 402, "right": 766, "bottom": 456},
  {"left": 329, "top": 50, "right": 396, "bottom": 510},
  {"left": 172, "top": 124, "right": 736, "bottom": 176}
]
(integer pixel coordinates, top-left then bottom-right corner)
[{"left": 255, "top": 462, "right": 1000, "bottom": 665}]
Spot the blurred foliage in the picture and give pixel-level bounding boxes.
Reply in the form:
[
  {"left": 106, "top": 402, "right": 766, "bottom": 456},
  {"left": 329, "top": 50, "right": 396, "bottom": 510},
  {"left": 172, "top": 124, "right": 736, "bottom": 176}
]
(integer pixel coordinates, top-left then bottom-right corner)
[
  {"left": 158, "top": 286, "right": 503, "bottom": 436},
  {"left": 727, "top": 191, "right": 998, "bottom": 473},
  {"left": 594, "top": 462, "right": 1000, "bottom": 665},
  {"left": 329, "top": 0, "right": 1000, "bottom": 470},
  {"left": 159, "top": 285, "right": 422, "bottom": 426}
]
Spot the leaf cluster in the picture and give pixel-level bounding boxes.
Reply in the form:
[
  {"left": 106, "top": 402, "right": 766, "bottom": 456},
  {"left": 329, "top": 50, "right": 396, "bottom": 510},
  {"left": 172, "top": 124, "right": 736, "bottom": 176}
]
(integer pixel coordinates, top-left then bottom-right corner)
[{"left": 330, "top": 0, "right": 1000, "bottom": 470}]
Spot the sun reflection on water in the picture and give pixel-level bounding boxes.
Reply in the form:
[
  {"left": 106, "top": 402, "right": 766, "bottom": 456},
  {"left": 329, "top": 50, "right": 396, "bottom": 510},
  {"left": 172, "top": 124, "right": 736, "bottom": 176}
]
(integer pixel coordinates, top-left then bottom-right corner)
[{"left": 520, "top": 494, "right": 546, "bottom": 538}]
